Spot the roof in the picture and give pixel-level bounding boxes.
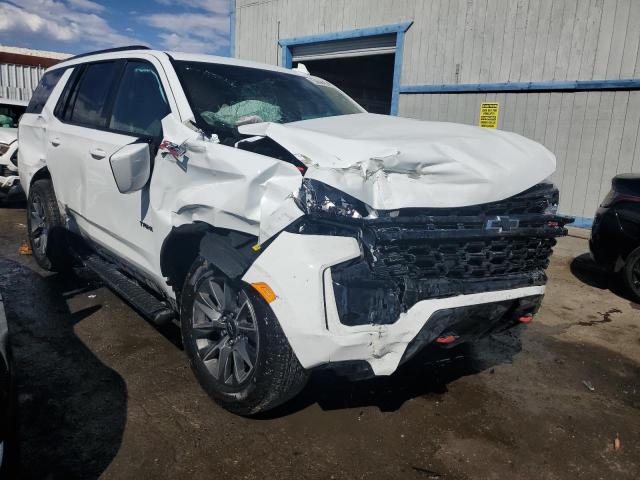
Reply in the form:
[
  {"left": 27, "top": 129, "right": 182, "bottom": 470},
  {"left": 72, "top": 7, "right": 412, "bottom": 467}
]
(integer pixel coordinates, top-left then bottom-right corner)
[
  {"left": 0, "top": 44, "right": 71, "bottom": 68},
  {"left": 0, "top": 45, "right": 71, "bottom": 60},
  {"left": 168, "top": 51, "right": 304, "bottom": 76},
  {"left": 52, "top": 47, "right": 303, "bottom": 77},
  {"left": 0, "top": 97, "right": 28, "bottom": 107}
]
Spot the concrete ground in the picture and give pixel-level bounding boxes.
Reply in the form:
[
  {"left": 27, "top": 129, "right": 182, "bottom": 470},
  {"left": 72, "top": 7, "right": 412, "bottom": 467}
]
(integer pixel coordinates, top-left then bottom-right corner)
[{"left": 0, "top": 205, "right": 638, "bottom": 480}]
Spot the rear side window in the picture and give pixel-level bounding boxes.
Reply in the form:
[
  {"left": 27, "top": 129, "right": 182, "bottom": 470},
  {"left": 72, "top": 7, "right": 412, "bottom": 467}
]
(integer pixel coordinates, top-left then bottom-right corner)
[
  {"left": 68, "top": 61, "right": 119, "bottom": 128},
  {"left": 25, "top": 68, "right": 65, "bottom": 114},
  {"left": 0, "top": 104, "right": 26, "bottom": 128},
  {"left": 108, "top": 61, "right": 170, "bottom": 138}
]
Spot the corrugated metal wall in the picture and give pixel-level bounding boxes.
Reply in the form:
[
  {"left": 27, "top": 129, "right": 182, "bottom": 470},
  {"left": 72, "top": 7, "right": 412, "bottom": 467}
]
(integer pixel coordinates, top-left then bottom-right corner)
[
  {"left": 399, "top": 91, "right": 640, "bottom": 220},
  {"left": 0, "top": 63, "right": 44, "bottom": 101},
  {"left": 236, "top": 0, "right": 640, "bottom": 220}
]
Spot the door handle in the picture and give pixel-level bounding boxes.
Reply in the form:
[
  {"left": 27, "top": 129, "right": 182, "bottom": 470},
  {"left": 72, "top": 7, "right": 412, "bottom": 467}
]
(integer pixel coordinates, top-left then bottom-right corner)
[
  {"left": 50, "top": 137, "right": 61, "bottom": 147},
  {"left": 90, "top": 148, "right": 106, "bottom": 160}
]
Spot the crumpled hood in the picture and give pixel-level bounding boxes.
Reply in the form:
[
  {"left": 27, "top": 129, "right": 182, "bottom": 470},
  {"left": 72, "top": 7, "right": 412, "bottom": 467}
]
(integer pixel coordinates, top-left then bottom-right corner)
[
  {"left": 0, "top": 128, "right": 17, "bottom": 146},
  {"left": 239, "top": 113, "right": 556, "bottom": 209}
]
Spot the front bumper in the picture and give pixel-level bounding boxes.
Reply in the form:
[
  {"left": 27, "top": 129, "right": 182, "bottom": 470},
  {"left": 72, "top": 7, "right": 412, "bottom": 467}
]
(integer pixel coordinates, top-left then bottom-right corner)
[
  {"left": 0, "top": 177, "right": 23, "bottom": 202},
  {"left": 0, "top": 149, "right": 22, "bottom": 200},
  {"left": 243, "top": 231, "right": 546, "bottom": 376}
]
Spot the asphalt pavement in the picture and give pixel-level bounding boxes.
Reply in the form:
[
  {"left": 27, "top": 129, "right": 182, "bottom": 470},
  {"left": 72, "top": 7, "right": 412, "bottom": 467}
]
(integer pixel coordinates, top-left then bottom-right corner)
[{"left": 0, "top": 205, "right": 638, "bottom": 480}]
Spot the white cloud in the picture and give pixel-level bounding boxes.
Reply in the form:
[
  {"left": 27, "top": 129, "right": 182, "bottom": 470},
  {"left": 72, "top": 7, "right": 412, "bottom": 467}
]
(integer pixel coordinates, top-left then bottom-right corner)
[
  {"left": 0, "top": 3, "right": 75, "bottom": 41},
  {"left": 65, "top": 0, "right": 104, "bottom": 13},
  {"left": 147, "top": 12, "right": 229, "bottom": 40},
  {"left": 155, "top": 0, "right": 229, "bottom": 15},
  {"left": 147, "top": 11, "right": 229, "bottom": 54},
  {"left": 0, "top": 0, "right": 140, "bottom": 49},
  {"left": 158, "top": 32, "right": 225, "bottom": 53}
]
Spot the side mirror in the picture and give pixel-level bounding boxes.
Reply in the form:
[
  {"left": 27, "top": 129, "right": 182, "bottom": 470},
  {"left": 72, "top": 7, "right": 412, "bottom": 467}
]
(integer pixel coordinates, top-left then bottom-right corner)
[{"left": 110, "top": 142, "right": 151, "bottom": 193}]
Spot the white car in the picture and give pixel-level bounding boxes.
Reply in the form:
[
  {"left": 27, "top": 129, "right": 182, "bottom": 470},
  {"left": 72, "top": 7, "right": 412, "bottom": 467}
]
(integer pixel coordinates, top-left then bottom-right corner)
[
  {"left": 18, "top": 46, "right": 570, "bottom": 414},
  {"left": 0, "top": 98, "right": 27, "bottom": 203}
]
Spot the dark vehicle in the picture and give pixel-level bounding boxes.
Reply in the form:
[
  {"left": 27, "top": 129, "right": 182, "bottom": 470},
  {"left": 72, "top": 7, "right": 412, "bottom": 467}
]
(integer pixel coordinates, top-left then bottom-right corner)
[
  {"left": 0, "top": 294, "right": 13, "bottom": 475},
  {"left": 590, "top": 174, "right": 640, "bottom": 301}
]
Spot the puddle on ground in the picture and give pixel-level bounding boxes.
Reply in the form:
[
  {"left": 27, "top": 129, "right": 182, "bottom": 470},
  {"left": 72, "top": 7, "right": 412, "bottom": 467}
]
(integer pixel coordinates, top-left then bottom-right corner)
[{"left": 577, "top": 308, "right": 622, "bottom": 326}]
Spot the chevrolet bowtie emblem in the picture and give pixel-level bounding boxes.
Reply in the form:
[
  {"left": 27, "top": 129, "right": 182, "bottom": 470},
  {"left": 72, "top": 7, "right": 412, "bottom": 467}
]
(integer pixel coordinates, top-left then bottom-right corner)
[{"left": 485, "top": 216, "right": 519, "bottom": 232}]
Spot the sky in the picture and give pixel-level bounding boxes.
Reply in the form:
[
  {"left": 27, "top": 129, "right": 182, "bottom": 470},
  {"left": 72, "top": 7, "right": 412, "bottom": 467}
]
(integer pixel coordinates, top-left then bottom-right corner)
[{"left": 0, "top": 0, "right": 232, "bottom": 56}]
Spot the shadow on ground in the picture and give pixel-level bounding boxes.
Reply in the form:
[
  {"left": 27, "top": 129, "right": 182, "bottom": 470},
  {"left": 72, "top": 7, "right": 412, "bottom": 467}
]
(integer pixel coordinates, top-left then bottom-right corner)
[
  {"left": 262, "top": 329, "right": 524, "bottom": 419},
  {"left": 0, "top": 257, "right": 127, "bottom": 480},
  {"left": 0, "top": 200, "right": 26, "bottom": 210},
  {"left": 570, "top": 253, "right": 639, "bottom": 306}
]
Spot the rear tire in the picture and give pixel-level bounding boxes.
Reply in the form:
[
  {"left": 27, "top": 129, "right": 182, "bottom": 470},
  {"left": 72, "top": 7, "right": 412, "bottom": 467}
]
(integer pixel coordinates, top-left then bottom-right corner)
[
  {"left": 180, "top": 256, "right": 309, "bottom": 415},
  {"left": 622, "top": 247, "right": 640, "bottom": 303},
  {"left": 26, "top": 179, "right": 72, "bottom": 272}
]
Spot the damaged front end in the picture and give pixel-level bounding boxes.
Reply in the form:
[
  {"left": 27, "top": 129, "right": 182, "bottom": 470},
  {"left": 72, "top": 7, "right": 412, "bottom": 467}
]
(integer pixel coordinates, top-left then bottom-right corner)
[
  {"left": 156, "top": 59, "right": 572, "bottom": 377},
  {"left": 158, "top": 111, "right": 571, "bottom": 375},
  {"left": 289, "top": 179, "right": 570, "bottom": 328}
]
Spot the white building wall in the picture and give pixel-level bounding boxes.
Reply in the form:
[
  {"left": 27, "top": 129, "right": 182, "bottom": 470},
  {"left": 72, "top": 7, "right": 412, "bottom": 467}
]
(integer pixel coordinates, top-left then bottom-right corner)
[{"left": 0, "top": 63, "right": 44, "bottom": 101}]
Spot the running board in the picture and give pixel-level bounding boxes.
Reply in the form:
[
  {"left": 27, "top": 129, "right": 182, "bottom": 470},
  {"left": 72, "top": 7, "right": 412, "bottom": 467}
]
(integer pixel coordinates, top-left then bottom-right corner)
[{"left": 80, "top": 253, "right": 175, "bottom": 325}]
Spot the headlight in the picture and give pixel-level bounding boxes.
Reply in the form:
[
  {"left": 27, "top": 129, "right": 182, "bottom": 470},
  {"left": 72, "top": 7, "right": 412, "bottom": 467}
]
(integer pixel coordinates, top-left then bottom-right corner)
[
  {"left": 543, "top": 201, "right": 558, "bottom": 215},
  {"left": 543, "top": 185, "right": 560, "bottom": 215},
  {"left": 10, "top": 149, "right": 18, "bottom": 167},
  {"left": 0, "top": 143, "right": 9, "bottom": 156},
  {"left": 297, "top": 179, "right": 372, "bottom": 219}
]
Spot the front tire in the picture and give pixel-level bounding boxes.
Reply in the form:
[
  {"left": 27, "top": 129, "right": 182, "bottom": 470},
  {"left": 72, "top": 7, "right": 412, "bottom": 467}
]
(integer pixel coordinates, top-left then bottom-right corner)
[
  {"left": 180, "top": 257, "right": 309, "bottom": 415},
  {"left": 26, "top": 179, "right": 71, "bottom": 272},
  {"left": 622, "top": 247, "right": 640, "bottom": 303}
]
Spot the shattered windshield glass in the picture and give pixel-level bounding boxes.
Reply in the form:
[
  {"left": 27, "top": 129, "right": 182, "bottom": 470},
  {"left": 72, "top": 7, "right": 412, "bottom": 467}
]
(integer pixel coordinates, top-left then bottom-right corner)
[{"left": 174, "top": 60, "right": 363, "bottom": 144}]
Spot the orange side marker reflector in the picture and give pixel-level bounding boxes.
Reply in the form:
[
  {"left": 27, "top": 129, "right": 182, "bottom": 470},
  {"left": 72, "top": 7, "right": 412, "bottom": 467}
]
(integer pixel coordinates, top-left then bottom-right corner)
[
  {"left": 519, "top": 315, "right": 533, "bottom": 324},
  {"left": 251, "top": 282, "right": 277, "bottom": 303},
  {"left": 435, "top": 335, "right": 457, "bottom": 344}
]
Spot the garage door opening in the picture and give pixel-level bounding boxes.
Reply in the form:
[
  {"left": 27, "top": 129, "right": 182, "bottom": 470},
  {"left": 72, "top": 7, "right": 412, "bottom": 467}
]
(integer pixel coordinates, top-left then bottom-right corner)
[
  {"left": 293, "top": 54, "right": 395, "bottom": 114},
  {"left": 287, "top": 33, "right": 397, "bottom": 114}
]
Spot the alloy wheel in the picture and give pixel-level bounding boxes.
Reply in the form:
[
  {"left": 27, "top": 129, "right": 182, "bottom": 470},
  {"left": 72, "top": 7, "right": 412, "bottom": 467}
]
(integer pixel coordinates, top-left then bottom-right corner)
[
  {"left": 632, "top": 257, "right": 640, "bottom": 294},
  {"left": 29, "top": 194, "right": 48, "bottom": 256},
  {"left": 191, "top": 277, "right": 259, "bottom": 386}
]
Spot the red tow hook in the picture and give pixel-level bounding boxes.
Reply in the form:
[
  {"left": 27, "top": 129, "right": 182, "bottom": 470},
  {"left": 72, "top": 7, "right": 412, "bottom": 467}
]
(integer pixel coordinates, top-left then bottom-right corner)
[
  {"left": 435, "top": 335, "right": 458, "bottom": 345},
  {"left": 518, "top": 315, "right": 534, "bottom": 324}
]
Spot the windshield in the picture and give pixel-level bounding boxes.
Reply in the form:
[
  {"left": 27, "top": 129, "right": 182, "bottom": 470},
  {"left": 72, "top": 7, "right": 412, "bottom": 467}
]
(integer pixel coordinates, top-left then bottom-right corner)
[
  {"left": 0, "top": 104, "right": 26, "bottom": 128},
  {"left": 174, "top": 60, "right": 364, "bottom": 145}
]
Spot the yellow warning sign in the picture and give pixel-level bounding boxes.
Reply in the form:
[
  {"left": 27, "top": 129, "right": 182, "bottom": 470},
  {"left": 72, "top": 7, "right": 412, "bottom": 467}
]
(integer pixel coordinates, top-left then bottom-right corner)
[{"left": 479, "top": 102, "right": 499, "bottom": 128}]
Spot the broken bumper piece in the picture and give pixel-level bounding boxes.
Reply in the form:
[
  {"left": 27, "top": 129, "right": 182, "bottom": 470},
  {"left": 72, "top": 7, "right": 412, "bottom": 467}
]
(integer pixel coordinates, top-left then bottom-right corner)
[
  {"left": 243, "top": 181, "right": 570, "bottom": 376},
  {"left": 0, "top": 174, "right": 23, "bottom": 201},
  {"left": 242, "top": 231, "right": 547, "bottom": 376}
]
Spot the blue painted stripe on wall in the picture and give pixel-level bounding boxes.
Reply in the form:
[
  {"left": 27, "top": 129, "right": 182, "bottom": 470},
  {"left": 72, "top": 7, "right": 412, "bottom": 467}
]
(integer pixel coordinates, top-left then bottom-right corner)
[
  {"left": 278, "top": 22, "right": 413, "bottom": 47},
  {"left": 567, "top": 216, "right": 593, "bottom": 229},
  {"left": 399, "top": 78, "right": 640, "bottom": 94},
  {"left": 389, "top": 31, "right": 405, "bottom": 115},
  {"left": 281, "top": 44, "right": 293, "bottom": 70}
]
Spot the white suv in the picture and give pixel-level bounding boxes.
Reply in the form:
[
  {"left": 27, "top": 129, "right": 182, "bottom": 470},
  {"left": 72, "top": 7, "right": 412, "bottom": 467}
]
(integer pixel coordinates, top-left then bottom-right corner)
[{"left": 19, "top": 46, "right": 570, "bottom": 414}]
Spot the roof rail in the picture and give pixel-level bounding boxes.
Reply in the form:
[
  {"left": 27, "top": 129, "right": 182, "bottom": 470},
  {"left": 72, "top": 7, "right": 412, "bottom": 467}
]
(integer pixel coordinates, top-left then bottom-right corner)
[{"left": 65, "top": 45, "right": 151, "bottom": 61}]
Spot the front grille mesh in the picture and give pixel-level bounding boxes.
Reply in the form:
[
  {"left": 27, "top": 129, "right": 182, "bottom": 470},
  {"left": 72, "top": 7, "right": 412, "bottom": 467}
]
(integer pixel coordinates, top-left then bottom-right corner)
[
  {"left": 360, "top": 183, "right": 567, "bottom": 282},
  {"left": 328, "top": 183, "right": 571, "bottom": 326},
  {"left": 372, "top": 236, "right": 556, "bottom": 279}
]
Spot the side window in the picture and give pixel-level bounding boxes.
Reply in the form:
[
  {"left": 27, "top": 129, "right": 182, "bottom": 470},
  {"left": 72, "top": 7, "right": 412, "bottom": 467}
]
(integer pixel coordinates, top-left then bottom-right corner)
[
  {"left": 68, "top": 61, "right": 119, "bottom": 128},
  {"left": 25, "top": 68, "right": 65, "bottom": 114},
  {"left": 109, "top": 61, "right": 170, "bottom": 138}
]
